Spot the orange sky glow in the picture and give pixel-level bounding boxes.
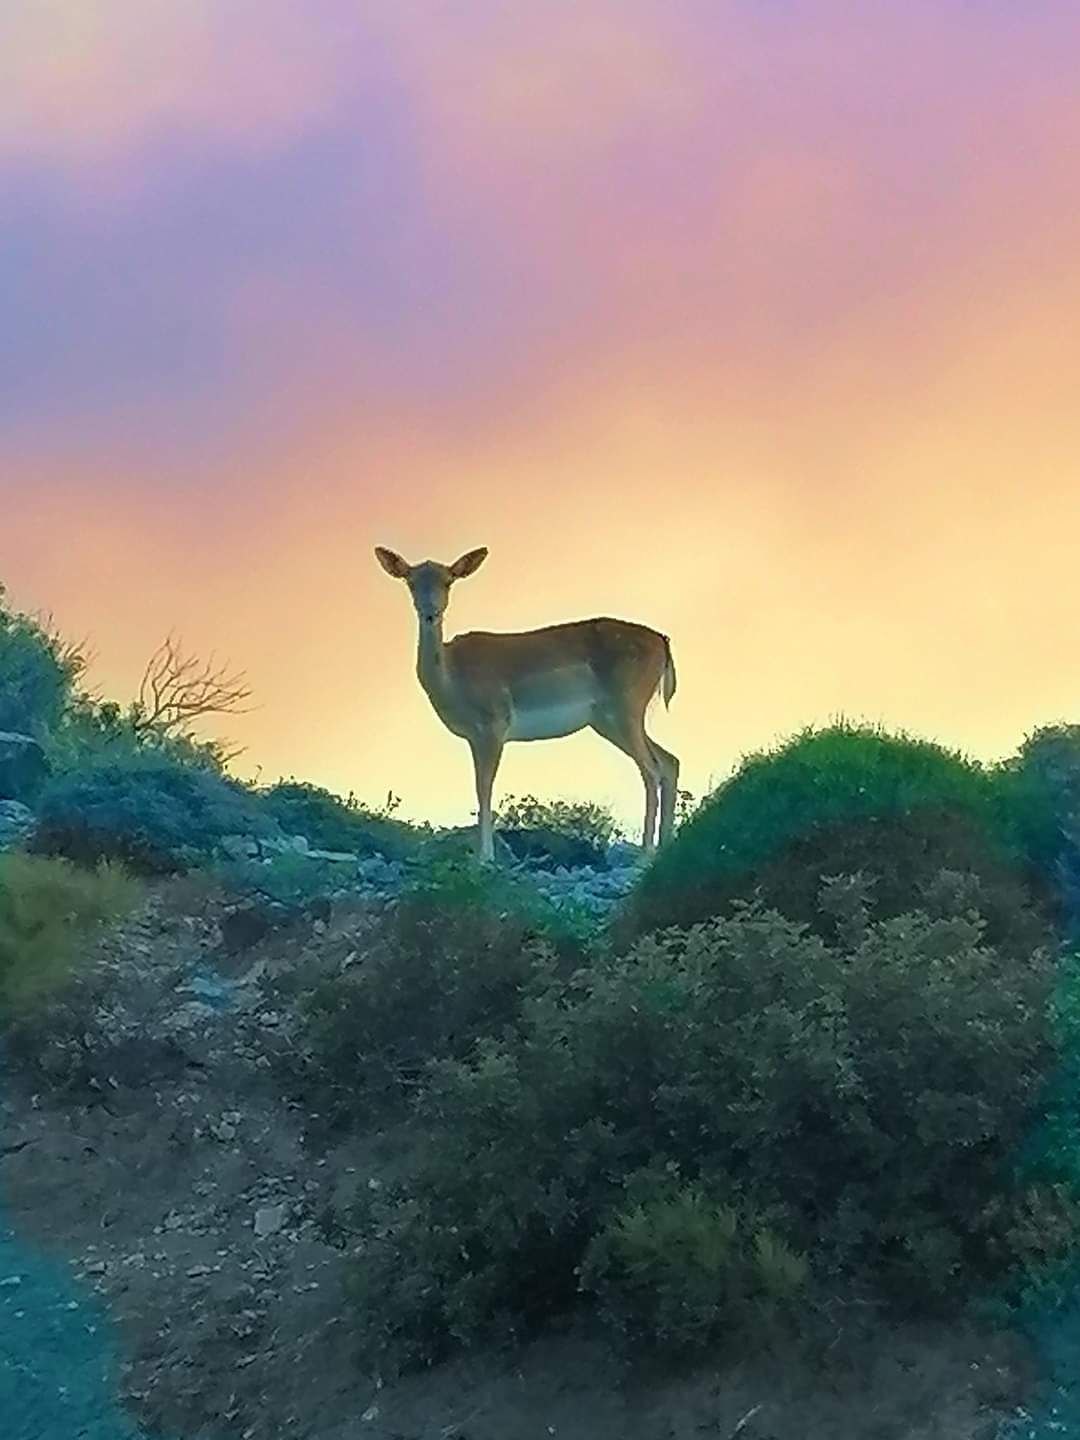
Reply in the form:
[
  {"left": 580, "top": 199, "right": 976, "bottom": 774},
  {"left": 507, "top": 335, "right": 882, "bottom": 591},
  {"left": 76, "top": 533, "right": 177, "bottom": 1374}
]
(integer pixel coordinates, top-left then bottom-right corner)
[{"left": 4, "top": 2, "right": 1080, "bottom": 831}]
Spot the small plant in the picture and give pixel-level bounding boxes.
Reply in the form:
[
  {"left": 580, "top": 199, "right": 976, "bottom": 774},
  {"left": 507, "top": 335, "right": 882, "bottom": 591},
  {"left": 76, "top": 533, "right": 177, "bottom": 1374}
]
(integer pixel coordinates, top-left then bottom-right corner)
[
  {"left": 673, "top": 788, "right": 699, "bottom": 830},
  {"left": 581, "top": 1181, "right": 807, "bottom": 1353},
  {"left": 496, "top": 793, "right": 622, "bottom": 853},
  {"left": 0, "top": 853, "right": 138, "bottom": 1019}
]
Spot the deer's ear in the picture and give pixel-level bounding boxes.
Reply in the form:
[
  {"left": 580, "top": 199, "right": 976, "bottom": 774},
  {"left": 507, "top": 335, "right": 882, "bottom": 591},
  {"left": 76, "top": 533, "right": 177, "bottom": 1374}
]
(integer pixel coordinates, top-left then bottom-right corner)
[
  {"left": 375, "top": 546, "right": 411, "bottom": 579},
  {"left": 448, "top": 547, "right": 488, "bottom": 580}
]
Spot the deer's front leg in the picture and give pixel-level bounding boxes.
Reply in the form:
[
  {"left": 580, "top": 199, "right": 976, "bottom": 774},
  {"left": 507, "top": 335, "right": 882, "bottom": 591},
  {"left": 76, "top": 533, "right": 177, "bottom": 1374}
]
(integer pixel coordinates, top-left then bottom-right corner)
[{"left": 469, "top": 732, "right": 504, "bottom": 863}]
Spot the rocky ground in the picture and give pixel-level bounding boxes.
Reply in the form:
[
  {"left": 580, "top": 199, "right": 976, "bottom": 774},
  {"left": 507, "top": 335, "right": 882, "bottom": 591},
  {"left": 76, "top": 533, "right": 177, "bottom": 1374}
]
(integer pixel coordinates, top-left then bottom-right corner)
[{"left": 0, "top": 876, "right": 1050, "bottom": 1440}]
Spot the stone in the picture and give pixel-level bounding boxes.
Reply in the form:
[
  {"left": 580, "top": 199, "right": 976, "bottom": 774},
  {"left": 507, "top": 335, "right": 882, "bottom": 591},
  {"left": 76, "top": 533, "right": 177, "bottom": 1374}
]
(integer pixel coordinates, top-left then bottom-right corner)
[
  {"left": 186, "top": 973, "right": 237, "bottom": 1010},
  {"left": 219, "top": 834, "right": 261, "bottom": 862},
  {"left": 220, "top": 904, "right": 273, "bottom": 954},
  {"left": 161, "top": 1001, "right": 218, "bottom": 1033},
  {"left": 0, "top": 799, "right": 35, "bottom": 850},
  {"left": 253, "top": 1203, "right": 288, "bottom": 1237},
  {"left": 0, "top": 732, "right": 48, "bottom": 803},
  {"left": 219, "top": 901, "right": 296, "bottom": 955},
  {"left": 606, "top": 841, "right": 646, "bottom": 869}
]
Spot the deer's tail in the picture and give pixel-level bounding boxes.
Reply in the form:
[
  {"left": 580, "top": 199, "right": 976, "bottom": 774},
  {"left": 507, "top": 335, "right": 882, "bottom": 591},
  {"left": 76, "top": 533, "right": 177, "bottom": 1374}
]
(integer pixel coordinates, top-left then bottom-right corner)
[{"left": 661, "top": 634, "right": 677, "bottom": 709}]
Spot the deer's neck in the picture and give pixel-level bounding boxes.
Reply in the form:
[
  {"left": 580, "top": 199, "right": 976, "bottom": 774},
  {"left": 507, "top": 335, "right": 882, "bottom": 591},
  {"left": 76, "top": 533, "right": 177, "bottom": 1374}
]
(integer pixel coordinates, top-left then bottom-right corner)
[{"left": 415, "top": 621, "right": 449, "bottom": 701}]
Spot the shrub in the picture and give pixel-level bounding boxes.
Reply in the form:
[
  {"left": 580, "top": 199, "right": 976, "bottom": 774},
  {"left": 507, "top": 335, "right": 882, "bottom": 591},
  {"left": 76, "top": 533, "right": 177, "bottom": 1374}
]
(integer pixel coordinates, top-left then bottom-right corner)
[
  {"left": 32, "top": 751, "right": 275, "bottom": 874},
  {"left": 995, "top": 725, "right": 1080, "bottom": 938},
  {"left": 344, "top": 879, "right": 1058, "bottom": 1368},
  {"left": 257, "top": 780, "right": 421, "bottom": 859},
  {"left": 43, "top": 694, "right": 234, "bottom": 777},
  {"left": 580, "top": 1180, "right": 807, "bottom": 1354},
  {"left": 624, "top": 722, "right": 1054, "bottom": 942},
  {"left": 498, "top": 824, "right": 607, "bottom": 870},
  {"left": 0, "top": 853, "right": 138, "bottom": 1020},
  {"left": 496, "top": 794, "right": 621, "bottom": 851},
  {"left": 288, "top": 858, "right": 590, "bottom": 1127},
  {"left": 0, "top": 587, "right": 85, "bottom": 737}
]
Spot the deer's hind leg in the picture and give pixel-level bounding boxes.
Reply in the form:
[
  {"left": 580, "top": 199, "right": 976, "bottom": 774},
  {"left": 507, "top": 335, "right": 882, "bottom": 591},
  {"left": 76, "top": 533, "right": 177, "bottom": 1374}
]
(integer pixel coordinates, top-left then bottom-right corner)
[
  {"left": 647, "top": 736, "right": 680, "bottom": 845},
  {"left": 590, "top": 708, "right": 663, "bottom": 852}
]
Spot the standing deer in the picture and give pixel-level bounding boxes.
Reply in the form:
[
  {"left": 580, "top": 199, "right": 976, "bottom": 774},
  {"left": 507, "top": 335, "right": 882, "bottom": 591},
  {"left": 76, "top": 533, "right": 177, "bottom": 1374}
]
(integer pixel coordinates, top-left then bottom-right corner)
[{"left": 375, "top": 546, "right": 679, "bottom": 862}]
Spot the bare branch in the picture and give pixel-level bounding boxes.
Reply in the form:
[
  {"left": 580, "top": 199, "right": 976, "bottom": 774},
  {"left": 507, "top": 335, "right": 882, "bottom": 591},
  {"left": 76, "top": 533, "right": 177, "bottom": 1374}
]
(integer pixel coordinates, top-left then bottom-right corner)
[{"left": 134, "top": 633, "right": 254, "bottom": 739}]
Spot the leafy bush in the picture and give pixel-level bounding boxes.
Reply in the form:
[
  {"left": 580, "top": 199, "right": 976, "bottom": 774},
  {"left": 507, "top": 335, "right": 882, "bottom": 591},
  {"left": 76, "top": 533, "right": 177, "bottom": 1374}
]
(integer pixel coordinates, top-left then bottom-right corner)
[
  {"left": 257, "top": 780, "right": 421, "bottom": 859},
  {"left": 0, "top": 853, "right": 138, "bottom": 1020},
  {"left": 0, "top": 587, "right": 85, "bottom": 737},
  {"left": 581, "top": 1181, "right": 807, "bottom": 1354},
  {"left": 995, "top": 725, "right": 1080, "bottom": 938},
  {"left": 44, "top": 694, "right": 234, "bottom": 777},
  {"left": 624, "top": 722, "right": 1054, "bottom": 942},
  {"left": 496, "top": 794, "right": 621, "bottom": 851},
  {"left": 499, "top": 824, "right": 607, "bottom": 870},
  {"left": 32, "top": 751, "right": 275, "bottom": 874},
  {"left": 344, "top": 879, "right": 1058, "bottom": 1369},
  {"left": 288, "top": 858, "right": 591, "bottom": 1127}
]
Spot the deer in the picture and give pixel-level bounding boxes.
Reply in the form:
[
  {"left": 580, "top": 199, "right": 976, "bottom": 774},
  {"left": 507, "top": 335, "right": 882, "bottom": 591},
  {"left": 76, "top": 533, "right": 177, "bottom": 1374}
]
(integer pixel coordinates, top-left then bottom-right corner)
[{"left": 375, "top": 546, "right": 679, "bottom": 863}]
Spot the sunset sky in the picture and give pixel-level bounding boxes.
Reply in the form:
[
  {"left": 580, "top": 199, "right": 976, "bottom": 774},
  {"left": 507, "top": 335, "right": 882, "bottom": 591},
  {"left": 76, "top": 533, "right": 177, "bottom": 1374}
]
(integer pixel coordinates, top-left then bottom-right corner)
[{"left": 4, "top": 2, "right": 1080, "bottom": 831}]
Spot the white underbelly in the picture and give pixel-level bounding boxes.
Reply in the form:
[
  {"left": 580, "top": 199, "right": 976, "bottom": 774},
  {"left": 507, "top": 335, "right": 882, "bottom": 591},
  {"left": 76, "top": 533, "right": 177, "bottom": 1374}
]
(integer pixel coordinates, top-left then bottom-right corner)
[{"left": 507, "top": 695, "right": 595, "bottom": 741}]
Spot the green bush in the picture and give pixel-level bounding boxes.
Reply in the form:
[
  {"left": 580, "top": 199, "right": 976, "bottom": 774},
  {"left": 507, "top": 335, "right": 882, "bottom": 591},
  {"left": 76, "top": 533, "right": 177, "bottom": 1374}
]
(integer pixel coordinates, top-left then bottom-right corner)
[
  {"left": 995, "top": 725, "right": 1080, "bottom": 938},
  {"left": 343, "top": 878, "right": 1058, "bottom": 1369},
  {"left": 624, "top": 722, "right": 1054, "bottom": 942},
  {"left": 257, "top": 780, "right": 421, "bottom": 859},
  {"left": 580, "top": 1181, "right": 807, "bottom": 1354},
  {"left": 43, "top": 694, "right": 234, "bottom": 778},
  {"left": 0, "top": 587, "right": 85, "bottom": 738},
  {"left": 288, "top": 858, "right": 591, "bottom": 1127},
  {"left": 0, "top": 853, "right": 138, "bottom": 1019},
  {"left": 32, "top": 751, "right": 275, "bottom": 874},
  {"left": 496, "top": 793, "right": 621, "bottom": 851}
]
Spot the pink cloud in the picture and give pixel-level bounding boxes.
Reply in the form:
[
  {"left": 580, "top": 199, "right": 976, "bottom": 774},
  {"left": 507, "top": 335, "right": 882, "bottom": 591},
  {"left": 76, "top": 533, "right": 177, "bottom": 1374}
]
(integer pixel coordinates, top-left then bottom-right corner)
[{"left": 2, "top": 0, "right": 366, "bottom": 172}]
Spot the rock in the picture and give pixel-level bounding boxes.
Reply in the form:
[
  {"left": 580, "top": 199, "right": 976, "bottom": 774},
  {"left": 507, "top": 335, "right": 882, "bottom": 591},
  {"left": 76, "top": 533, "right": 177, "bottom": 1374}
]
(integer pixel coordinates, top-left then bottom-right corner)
[
  {"left": 589, "top": 870, "right": 636, "bottom": 898},
  {"left": 606, "top": 841, "right": 646, "bottom": 869},
  {"left": 0, "top": 799, "right": 35, "bottom": 850},
  {"left": 220, "top": 901, "right": 295, "bottom": 955},
  {"left": 0, "top": 732, "right": 48, "bottom": 803},
  {"left": 161, "top": 1001, "right": 218, "bottom": 1034},
  {"left": 186, "top": 972, "right": 237, "bottom": 1010},
  {"left": 253, "top": 1204, "right": 288, "bottom": 1238},
  {"left": 219, "top": 834, "right": 261, "bottom": 862}
]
